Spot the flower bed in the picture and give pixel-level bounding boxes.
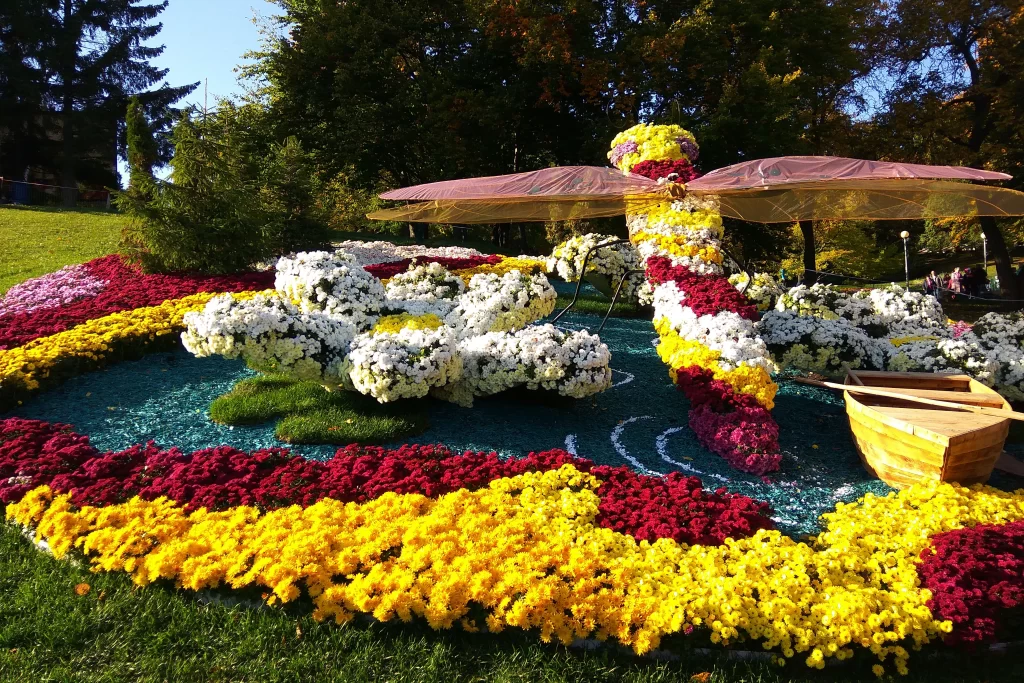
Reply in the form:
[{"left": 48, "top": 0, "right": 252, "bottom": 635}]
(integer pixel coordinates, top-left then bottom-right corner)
[
  {"left": 0, "top": 249, "right": 608, "bottom": 412},
  {"left": 0, "top": 418, "right": 774, "bottom": 545},
  {"left": 5, "top": 416, "right": 1024, "bottom": 675},
  {"left": 758, "top": 281, "right": 1024, "bottom": 398},
  {"left": 0, "top": 290, "right": 270, "bottom": 409},
  {"left": 0, "top": 255, "right": 274, "bottom": 350},
  {"left": 5, "top": 238, "right": 1024, "bottom": 676}
]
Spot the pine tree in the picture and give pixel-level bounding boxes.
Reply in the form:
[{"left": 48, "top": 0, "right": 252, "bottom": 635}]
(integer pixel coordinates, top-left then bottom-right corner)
[
  {"left": 3, "top": 0, "right": 195, "bottom": 198},
  {"left": 0, "top": 1, "right": 52, "bottom": 182}
]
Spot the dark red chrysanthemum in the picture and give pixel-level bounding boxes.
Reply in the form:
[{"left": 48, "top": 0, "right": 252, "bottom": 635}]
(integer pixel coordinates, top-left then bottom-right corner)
[
  {"left": 919, "top": 520, "right": 1024, "bottom": 646},
  {"left": 628, "top": 159, "right": 700, "bottom": 183},
  {"left": 0, "top": 418, "right": 775, "bottom": 545}
]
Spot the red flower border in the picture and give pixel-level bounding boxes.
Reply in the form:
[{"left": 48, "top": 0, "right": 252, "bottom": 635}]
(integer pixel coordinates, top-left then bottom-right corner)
[{"left": 0, "top": 418, "right": 775, "bottom": 547}]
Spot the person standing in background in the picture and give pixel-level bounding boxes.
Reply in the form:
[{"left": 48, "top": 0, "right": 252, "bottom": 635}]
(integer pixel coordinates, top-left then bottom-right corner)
[{"left": 929, "top": 270, "right": 942, "bottom": 301}]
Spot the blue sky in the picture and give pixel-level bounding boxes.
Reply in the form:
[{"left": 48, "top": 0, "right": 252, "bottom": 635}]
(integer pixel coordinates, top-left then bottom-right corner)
[
  {"left": 128, "top": 0, "right": 278, "bottom": 182},
  {"left": 151, "top": 0, "right": 279, "bottom": 109}
]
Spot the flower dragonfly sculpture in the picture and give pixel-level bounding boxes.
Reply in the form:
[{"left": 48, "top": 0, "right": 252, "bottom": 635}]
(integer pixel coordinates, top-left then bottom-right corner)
[{"left": 368, "top": 123, "right": 1024, "bottom": 475}]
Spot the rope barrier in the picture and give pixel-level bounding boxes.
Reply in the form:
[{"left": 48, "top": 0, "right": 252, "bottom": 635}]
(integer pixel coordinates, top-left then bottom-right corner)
[
  {"left": 801, "top": 269, "right": 890, "bottom": 284},
  {"left": 801, "top": 269, "right": 1024, "bottom": 304}
]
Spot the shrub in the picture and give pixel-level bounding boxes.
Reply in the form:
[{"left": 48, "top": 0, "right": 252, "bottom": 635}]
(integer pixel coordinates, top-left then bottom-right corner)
[{"left": 119, "top": 103, "right": 334, "bottom": 274}]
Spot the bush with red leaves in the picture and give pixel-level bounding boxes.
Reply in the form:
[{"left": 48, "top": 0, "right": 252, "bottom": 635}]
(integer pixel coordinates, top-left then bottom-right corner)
[
  {"left": 0, "top": 418, "right": 775, "bottom": 546},
  {"left": 919, "top": 520, "right": 1024, "bottom": 646},
  {"left": 0, "top": 255, "right": 274, "bottom": 350}
]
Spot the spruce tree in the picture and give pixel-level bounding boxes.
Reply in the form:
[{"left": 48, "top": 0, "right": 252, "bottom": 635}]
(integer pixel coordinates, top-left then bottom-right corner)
[
  {"left": 2, "top": 0, "right": 195, "bottom": 197},
  {"left": 0, "top": 1, "right": 51, "bottom": 182}
]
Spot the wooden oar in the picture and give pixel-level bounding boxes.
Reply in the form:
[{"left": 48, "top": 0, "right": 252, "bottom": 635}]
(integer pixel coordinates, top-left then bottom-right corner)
[{"left": 793, "top": 376, "right": 1024, "bottom": 423}]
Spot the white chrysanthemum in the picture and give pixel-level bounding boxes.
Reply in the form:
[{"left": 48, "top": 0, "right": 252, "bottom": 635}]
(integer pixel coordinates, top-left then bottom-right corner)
[
  {"left": 383, "top": 261, "right": 465, "bottom": 316},
  {"left": 758, "top": 311, "right": 890, "bottom": 377},
  {"left": 546, "top": 233, "right": 645, "bottom": 300},
  {"left": 775, "top": 283, "right": 843, "bottom": 319},
  {"left": 973, "top": 311, "right": 1024, "bottom": 350},
  {"left": 439, "top": 324, "right": 611, "bottom": 406},
  {"left": 345, "top": 325, "right": 461, "bottom": 402},
  {"left": 333, "top": 240, "right": 484, "bottom": 266},
  {"left": 446, "top": 270, "right": 556, "bottom": 339},
  {"left": 835, "top": 285, "right": 945, "bottom": 335},
  {"left": 274, "top": 250, "right": 385, "bottom": 328},
  {"left": 888, "top": 337, "right": 998, "bottom": 385},
  {"left": 182, "top": 293, "right": 356, "bottom": 382}
]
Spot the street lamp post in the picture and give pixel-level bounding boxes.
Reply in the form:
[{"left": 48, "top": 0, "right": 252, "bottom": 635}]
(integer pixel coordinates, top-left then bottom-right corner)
[
  {"left": 982, "top": 231, "right": 988, "bottom": 274},
  {"left": 900, "top": 230, "right": 910, "bottom": 289}
]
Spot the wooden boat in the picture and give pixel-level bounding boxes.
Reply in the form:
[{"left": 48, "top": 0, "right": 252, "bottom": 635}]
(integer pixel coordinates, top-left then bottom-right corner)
[{"left": 843, "top": 370, "right": 1011, "bottom": 488}]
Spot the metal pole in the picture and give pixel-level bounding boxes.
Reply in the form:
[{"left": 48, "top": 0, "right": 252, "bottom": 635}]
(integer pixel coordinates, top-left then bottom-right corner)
[
  {"left": 900, "top": 230, "right": 910, "bottom": 289},
  {"left": 983, "top": 234, "right": 988, "bottom": 274},
  {"left": 903, "top": 238, "right": 909, "bottom": 288}
]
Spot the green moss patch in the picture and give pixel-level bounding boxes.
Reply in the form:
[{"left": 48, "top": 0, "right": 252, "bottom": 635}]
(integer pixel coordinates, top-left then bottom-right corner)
[
  {"left": 554, "top": 292, "right": 650, "bottom": 318},
  {"left": 209, "top": 374, "right": 429, "bottom": 445}
]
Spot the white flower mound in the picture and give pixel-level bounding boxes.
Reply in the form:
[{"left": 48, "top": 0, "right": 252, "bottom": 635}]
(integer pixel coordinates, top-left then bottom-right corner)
[
  {"left": 275, "top": 251, "right": 384, "bottom": 327},
  {"left": 834, "top": 285, "right": 946, "bottom": 336},
  {"left": 345, "top": 326, "right": 462, "bottom": 402},
  {"left": 384, "top": 262, "right": 465, "bottom": 316},
  {"left": 447, "top": 270, "right": 556, "bottom": 339},
  {"left": 546, "top": 233, "right": 645, "bottom": 300},
  {"left": 183, "top": 251, "right": 615, "bottom": 406},
  {"left": 973, "top": 311, "right": 1024, "bottom": 350},
  {"left": 333, "top": 240, "right": 484, "bottom": 266},
  {"left": 774, "top": 283, "right": 843, "bottom": 319},
  {"left": 968, "top": 312, "right": 1024, "bottom": 399},
  {"left": 763, "top": 283, "right": 1021, "bottom": 391},
  {"left": 888, "top": 337, "right": 999, "bottom": 385},
  {"left": 758, "top": 311, "right": 890, "bottom": 377},
  {"left": 182, "top": 293, "right": 357, "bottom": 382},
  {"left": 442, "top": 324, "right": 612, "bottom": 406}
]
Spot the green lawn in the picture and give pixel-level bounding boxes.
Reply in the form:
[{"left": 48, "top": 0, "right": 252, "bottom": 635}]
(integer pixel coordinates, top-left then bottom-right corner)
[{"left": 0, "top": 205, "right": 124, "bottom": 294}]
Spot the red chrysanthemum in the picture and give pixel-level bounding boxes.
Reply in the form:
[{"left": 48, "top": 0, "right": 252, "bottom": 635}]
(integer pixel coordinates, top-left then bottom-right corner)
[{"left": 0, "top": 418, "right": 776, "bottom": 546}]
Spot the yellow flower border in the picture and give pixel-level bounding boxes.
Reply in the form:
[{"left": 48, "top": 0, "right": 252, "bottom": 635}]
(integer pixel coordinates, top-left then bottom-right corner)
[
  {"left": 0, "top": 290, "right": 270, "bottom": 396},
  {"left": 10, "top": 470, "right": 1024, "bottom": 675}
]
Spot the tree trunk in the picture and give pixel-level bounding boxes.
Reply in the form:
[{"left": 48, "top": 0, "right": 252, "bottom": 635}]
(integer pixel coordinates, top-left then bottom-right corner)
[
  {"left": 799, "top": 220, "right": 817, "bottom": 285},
  {"left": 60, "top": 0, "right": 76, "bottom": 207},
  {"left": 980, "top": 215, "right": 1017, "bottom": 299}
]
